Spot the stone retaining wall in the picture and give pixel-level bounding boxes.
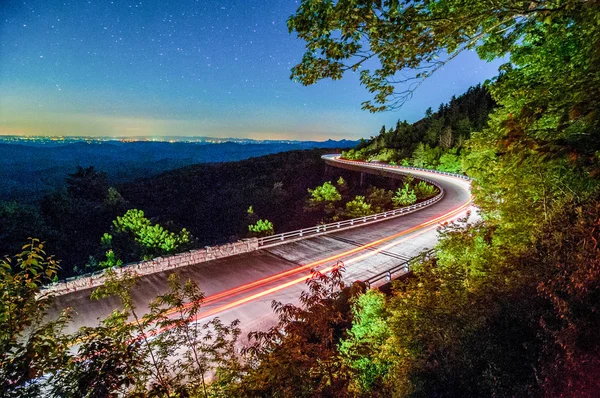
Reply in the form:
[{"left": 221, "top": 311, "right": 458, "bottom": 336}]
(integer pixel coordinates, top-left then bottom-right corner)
[{"left": 42, "top": 238, "right": 259, "bottom": 297}]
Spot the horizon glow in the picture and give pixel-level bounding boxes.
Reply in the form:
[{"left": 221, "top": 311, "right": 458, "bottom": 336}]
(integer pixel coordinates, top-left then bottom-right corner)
[{"left": 1, "top": 1, "right": 504, "bottom": 140}]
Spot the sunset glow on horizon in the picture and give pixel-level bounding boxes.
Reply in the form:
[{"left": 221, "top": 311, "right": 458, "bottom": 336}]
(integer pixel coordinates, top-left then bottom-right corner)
[{"left": 1, "top": 1, "right": 503, "bottom": 140}]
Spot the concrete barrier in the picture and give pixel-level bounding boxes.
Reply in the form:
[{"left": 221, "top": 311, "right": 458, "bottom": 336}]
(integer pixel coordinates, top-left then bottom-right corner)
[{"left": 42, "top": 238, "right": 259, "bottom": 297}]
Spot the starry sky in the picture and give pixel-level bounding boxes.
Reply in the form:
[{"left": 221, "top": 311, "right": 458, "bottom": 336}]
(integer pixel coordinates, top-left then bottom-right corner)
[{"left": 0, "top": 0, "right": 505, "bottom": 140}]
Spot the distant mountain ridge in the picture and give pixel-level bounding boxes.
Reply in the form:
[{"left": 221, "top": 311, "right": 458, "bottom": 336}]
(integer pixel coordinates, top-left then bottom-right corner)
[
  {"left": 0, "top": 139, "right": 358, "bottom": 202},
  {"left": 0, "top": 135, "right": 359, "bottom": 146}
]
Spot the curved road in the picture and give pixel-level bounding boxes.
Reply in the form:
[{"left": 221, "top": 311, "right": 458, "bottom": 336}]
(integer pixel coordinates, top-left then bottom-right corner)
[{"left": 50, "top": 156, "right": 473, "bottom": 338}]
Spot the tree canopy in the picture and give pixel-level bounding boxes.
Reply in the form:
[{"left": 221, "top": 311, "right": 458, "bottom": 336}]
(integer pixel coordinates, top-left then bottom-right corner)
[{"left": 288, "top": 0, "right": 596, "bottom": 113}]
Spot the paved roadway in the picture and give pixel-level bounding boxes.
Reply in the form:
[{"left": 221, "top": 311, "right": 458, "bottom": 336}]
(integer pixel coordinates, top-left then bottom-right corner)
[{"left": 49, "top": 156, "right": 473, "bottom": 339}]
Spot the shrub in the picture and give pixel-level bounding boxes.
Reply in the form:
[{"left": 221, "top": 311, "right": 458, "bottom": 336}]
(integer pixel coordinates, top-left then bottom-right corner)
[
  {"left": 413, "top": 181, "right": 439, "bottom": 199},
  {"left": 248, "top": 219, "right": 274, "bottom": 237},
  {"left": 392, "top": 184, "right": 417, "bottom": 207},
  {"left": 344, "top": 196, "right": 374, "bottom": 218}
]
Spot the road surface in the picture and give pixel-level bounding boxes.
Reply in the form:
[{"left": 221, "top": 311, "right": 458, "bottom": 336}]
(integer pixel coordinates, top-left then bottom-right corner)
[{"left": 49, "top": 156, "right": 473, "bottom": 339}]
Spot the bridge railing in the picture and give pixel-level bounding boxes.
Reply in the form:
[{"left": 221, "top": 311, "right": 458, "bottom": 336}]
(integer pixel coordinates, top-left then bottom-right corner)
[
  {"left": 363, "top": 249, "right": 435, "bottom": 289},
  {"left": 329, "top": 156, "right": 472, "bottom": 181},
  {"left": 257, "top": 172, "right": 445, "bottom": 247}
]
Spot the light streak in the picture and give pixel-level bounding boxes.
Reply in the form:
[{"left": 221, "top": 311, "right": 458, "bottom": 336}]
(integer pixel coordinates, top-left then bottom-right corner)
[{"left": 150, "top": 197, "right": 473, "bottom": 328}]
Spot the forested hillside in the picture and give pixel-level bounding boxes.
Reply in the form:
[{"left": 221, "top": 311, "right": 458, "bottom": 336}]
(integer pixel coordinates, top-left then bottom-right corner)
[
  {"left": 0, "top": 139, "right": 358, "bottom": 202},
  {"left": 2, "top": 148, "right": 413, "bottom": 277},
  {"left": 343, "top": 84, "right": 494, "bottom": 172}
]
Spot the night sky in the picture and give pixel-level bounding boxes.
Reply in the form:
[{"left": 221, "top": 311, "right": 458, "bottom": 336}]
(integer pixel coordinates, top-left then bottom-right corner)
[{"left": 0, "top": 1, "right": 504, "bottom": 140}]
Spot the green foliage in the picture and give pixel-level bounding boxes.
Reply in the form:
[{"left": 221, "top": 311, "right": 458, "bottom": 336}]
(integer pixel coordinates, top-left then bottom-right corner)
[
  {"left": 100, "top": 232, "right": 112, "bottom": 247},
  {"left": 339, "top": 290, "right": 391, "bottom": 395},
  {"left": 437, "top": 148, "right": 462, "bottom": 173},
  {"left": 0, "top": 239, "right": 70, "bottom": 397},
  {"left": 51, "top": 270, "right": 241, "bottom": 397},
  {"left": 392, "top": 184, "right": 417, "bottom": 207},
  {"left": 113, "top": 209, "right": 190, "bottom": 260},
  {"left": 2, "top": 149, "right": 346, "bottom": 276},
  {"left": 336, "top": 176, "right": 349, "bottom": 196},
  {"left": 31, "top": 167, "right": 127, "bottom": 278},
  {"left": 413, "top": 181, "right": 439, "bottom": 200},
  {"left": 373, "top": 148, "right": 399, "bottom": 163},
  {"left": 4, "top": 1, "right": 600, "bottom": 396},
  {"left": 341, "top": 148, "right": 369, "bottom": 160},
  {"left": 411, "top": 143, "right": 428, "bottom": 168},
  {"left": 306, "top": 180, "right": 344, "bottom": 222},
  {"left": 366, "top": 187, "right": 393, "bottom": 213},
  {"left": 98, "top": 249, "right": 123, "bottom": 269},
  {"left": 105, "top": 186, "right": 124, "bottom": 206},
  {"left": 344, "top": 195, "right": 374, "bottom": 218},
  {"left": 307, "top": 181, "right": 342, "bottom": 203},
  {"left": 248, "top": 219, "right": 275, "bottom": 237},
  {"left": 290, "top": 0, "right": 528, "bottom": 112}
]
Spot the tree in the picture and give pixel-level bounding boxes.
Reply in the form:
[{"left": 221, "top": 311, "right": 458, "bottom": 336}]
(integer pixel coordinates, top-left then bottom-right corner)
[
  {"left": 307, "top": 181, "right": 342, "bottom": 203},
  {"left": 344, "top": 196, "right": 374, "bottom": 219},
  {"left": 0, "top": 202, "right": 50, "bottom": 259},
  {"left": 413, "top": 181, "right": 439, "bottom": 200},
  {"left": 248, "top": 219, "right": 275, "bottom": 237},
  {"left": 339, "top": 289, "right": 392, "bottom": 395},
  {"left": 280, "top": 2, "right": 600, "bottom": 396},
  {"left": 336, "top": 176, "right": 348, "bottom": 196},
  {"left": 306, "top": 181, "right": 343, "bottom": 221},
  {"left": 288, "top": 0, "right": 579, "bottom": 112},
  {"left": 36, "top": 166, "right": 127, "bottom": 277},
  {"left": 247, "top": 206, "right": 275, "bottom": 238},
  {"left": 437, "top": 148, "right": 462, "bottom": 173},
  {"left": 111, "top": 209, "right": 191, "bottom": 261},
  {"left": 439, "top": 127, "right": 453, "bottom": 149},
  {"left": 392, "top": 184, "right": 417, "bottom": 207},
  {"left": 0, "top": 239, "right": 71, "bottom": 397},
  {"left": 411, "top": 143, "right": 428, "bottom": 168},
  {"left": 366, "top": 187, "right": 393, "bottom": 213},
  {"left": 238, "top": 267, "right": 363, "bottom": 396},
  {"left": 50, "top": 270, "right": 242, "bottom": 397},
  {"left": 65, "top": 166, "right": 109, "bottom": 202}
]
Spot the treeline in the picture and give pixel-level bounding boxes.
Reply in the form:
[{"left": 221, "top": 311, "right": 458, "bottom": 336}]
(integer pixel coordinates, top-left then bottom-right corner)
[{"left": 343, "top": 84, "right": 494, "bottom": 172}]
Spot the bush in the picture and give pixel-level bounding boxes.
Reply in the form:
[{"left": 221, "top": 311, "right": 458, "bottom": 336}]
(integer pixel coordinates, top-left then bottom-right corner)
[
  {"left": 413, "top": 181, "right": 439, "bottom": 200},
  {"left": 438, "top": 149, "right": 462, "bottom": 173},
  {"left": 366, "top": 187, "right": 393, "bottom": 212},
  {"left": 248, "top": 219, "right": 274, "bottom": 237},
  {"left": 344, "top": 196, "right": 374, "bottom": 218},
  {"left": 392, "top": 184, "right": 417, "bottom": 207},
  {"left": 307, "top": 181, "right": 342, "bottom": 203}
]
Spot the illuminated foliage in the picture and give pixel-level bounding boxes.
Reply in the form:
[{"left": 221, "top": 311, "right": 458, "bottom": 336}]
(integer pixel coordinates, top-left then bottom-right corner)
[
  {"left": 112, "top": 209, "right": 190, "bottom": 260},
  {"left": 307, "top": 181, "right": 342, "bottom": 203},
  {"left": 344, "top": 195, "right": 374, "bottom": 218},
  {"left": 412, "top": 181, "right": 439, "bottom": 200},
  {"left": 366, "top": 187, "right": 393, "bottom": 212},
  {"left": 248, "top": 219, "right": 275, "bottom": 237},
  {"left": 237, "top": 267, "right": 362, "bottom": 396},
  {"left": 288, "top": 0, "right": 600, "bottom": 396},
  {"left": 437, "top": 148, "right": 461, "bottom": 173},
  {"left": 392, "top": 183, "right": 417, "bottom": 207},
  {"left": 339, "top": 289, "right": 392, "bottom": 395}
]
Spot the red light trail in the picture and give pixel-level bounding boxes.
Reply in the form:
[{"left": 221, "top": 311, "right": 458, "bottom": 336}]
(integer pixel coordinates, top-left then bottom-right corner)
[{"left": 142, "top": 195, "right": 473, "bottom": 336}]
